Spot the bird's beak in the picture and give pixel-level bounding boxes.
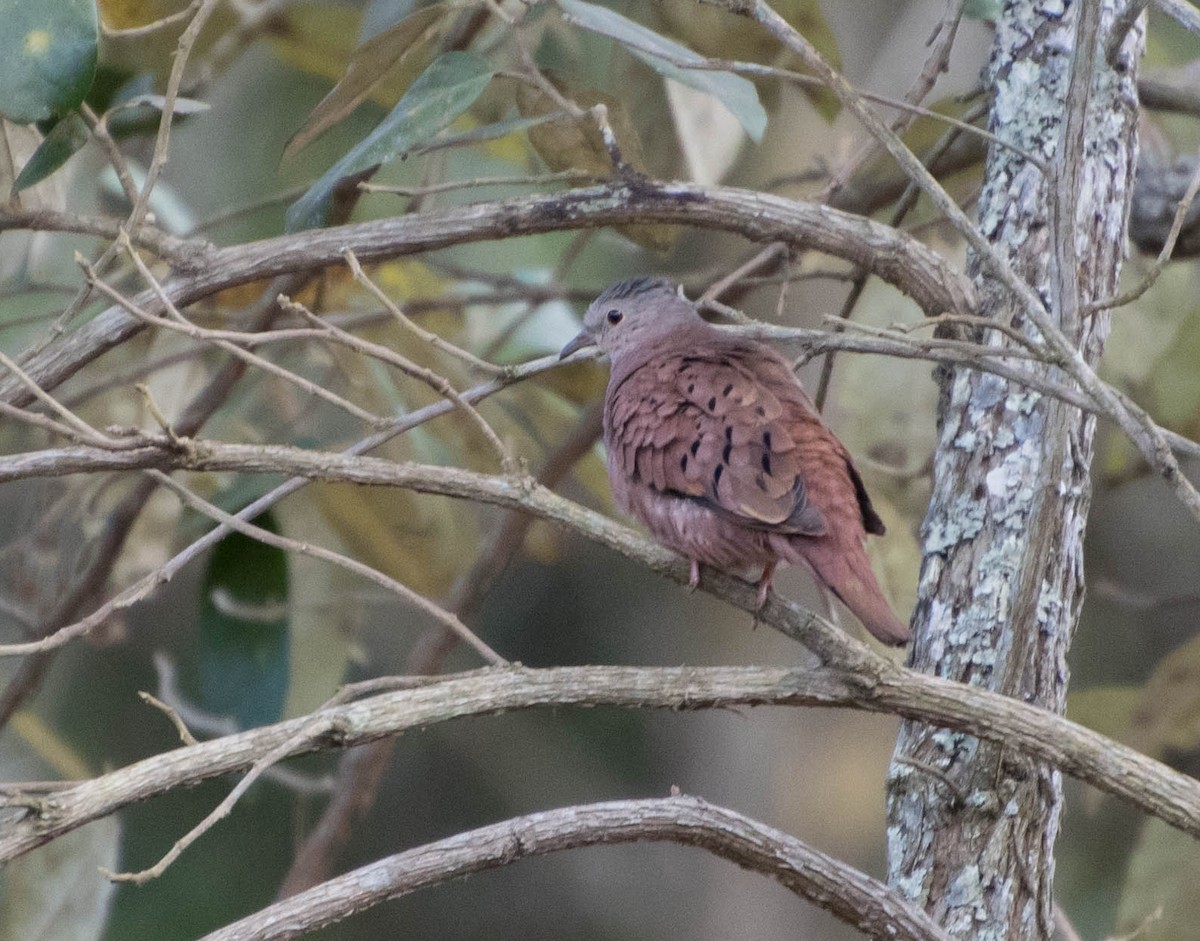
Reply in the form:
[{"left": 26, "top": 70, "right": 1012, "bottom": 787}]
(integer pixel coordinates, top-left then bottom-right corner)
[{"left": 559, "top": 330, "right": 596, "bottom": 360}]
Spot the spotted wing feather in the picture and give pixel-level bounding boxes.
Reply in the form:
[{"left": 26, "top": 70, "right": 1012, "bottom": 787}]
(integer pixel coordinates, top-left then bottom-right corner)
[{"left": 606, "top": 351, "right": 827, "bottom": 536}]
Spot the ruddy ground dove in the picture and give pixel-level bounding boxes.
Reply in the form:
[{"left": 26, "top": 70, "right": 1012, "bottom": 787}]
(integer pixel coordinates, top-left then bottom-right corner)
[{"left": 561, "top": 277, "right": 910, "bottom": 646}]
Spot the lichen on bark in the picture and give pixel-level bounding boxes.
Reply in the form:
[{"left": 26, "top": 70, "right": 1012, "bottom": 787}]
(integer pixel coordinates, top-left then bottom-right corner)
[{"left": 887, "top": 1, "right": 1142, "bottom": 938}]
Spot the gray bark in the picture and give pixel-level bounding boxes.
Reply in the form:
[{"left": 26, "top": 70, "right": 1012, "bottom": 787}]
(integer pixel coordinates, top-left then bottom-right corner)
[{"left": 888, "top": 2, "right": 1142, "bottom": 938}]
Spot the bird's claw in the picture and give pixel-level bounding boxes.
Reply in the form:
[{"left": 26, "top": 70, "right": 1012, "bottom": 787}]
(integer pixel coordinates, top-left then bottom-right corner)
[{"left": 688, "top": 559, "right": 701, "bottom": 592}]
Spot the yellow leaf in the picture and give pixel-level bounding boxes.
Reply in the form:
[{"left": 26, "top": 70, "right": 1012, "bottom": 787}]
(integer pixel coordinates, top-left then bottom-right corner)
[
  {"left": 11, "top": 712, "right": 90, "bottom": 779},
  {"left": 98, "top": 0, "right": 184, "bottom": 30},
  {"left": 268, "top": 3, "right": 362, "bottom": 86},
  {"left": 1130, "top": 633, "right": 1200, "bottom": 758},
  {"left": 517, "top": 77, "right": 677, "bottom": 253},
  {"left": 653, "top": 0, "right": 842, "bottom": 121}
]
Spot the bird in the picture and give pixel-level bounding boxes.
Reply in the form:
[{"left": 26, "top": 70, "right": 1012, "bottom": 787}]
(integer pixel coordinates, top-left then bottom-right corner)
[{"left": 560, "top": 277, "right": 910, "bottom": 646}]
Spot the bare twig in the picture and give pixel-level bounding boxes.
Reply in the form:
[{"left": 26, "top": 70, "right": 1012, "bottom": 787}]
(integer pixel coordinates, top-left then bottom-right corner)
[
  {"left": 139, "top": 691, "right": 199, "bottom": 747},
  {"left": 0, "top": 354, "right": 567, "bottom": 659},
  {"left": 203, "top": 797, "right": 955, "bottom": 941},
  {"left": 103, "top": 715, "right": 338, "bottom": 884},
  {"left": 147, "top": 470, "right": 507, "bottom": 666},
  {"left": 6, "top": 662, "right": 1200, "bottom": 862},
  {"left": 1087, "top": 142, "right": 1200, "bottom": 312},
  {"left": 0, "top": 350, "right": 120, "bottom": 448},
  {"left": 0, "top": 182, "right": 978, "bottom": 409},
  {"left": 720, "top": 0, "right": 1200, "bottom": 520},
  {"left": 342, "top": 250, "right": 503, "bottom": 376}
]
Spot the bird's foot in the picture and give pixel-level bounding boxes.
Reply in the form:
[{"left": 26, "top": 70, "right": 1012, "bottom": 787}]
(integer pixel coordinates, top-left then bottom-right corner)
[
  {"left": 755, "top": 562, "right": 777, "bottom": 610},
  {"left": 688, "top": 559, "right": 701, "bottom": 592}
]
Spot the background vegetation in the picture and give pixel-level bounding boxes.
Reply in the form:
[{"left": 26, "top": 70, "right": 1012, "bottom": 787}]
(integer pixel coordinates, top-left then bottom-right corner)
[{"left": 0, "top": 0, "right": 1198, "bottom": 939}]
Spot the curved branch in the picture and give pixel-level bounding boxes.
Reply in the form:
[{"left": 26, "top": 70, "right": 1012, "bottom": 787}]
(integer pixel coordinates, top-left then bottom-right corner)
[
  {"left": 197, "top": 796, "right": 954, "bottom": 941},
  {"left": 0, "top": 181, "right": 976, "bottom": 406},
  {"left": 3, "top": 659, "right": 1200, "bottom": 864}
]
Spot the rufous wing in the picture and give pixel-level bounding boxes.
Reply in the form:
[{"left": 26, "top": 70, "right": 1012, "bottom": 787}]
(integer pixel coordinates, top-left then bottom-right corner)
[{"left": 606, "top": 351, "right": 827, "bottom": 536}]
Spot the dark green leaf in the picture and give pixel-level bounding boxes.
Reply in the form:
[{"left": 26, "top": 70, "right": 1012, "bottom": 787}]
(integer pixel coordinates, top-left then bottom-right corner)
[
  {"left": 197, "top": 512, "right": 290, "bottom": 731},
  {"left": 286, "top": 50, "right": 495, "bottom": 232},
  {"left": 0, "top": 0, "right": 98, "bottom": 123},
  {"left": 12, "top": 111, "right": 88, "bottom": 192},
  {"left": 557, "top": 0, "right": 767, "bottom": 142}
]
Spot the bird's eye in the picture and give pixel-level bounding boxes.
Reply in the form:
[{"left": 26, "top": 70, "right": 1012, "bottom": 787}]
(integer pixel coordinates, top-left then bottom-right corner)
[{"left": 606, "top": 309, "right": 623, "bottom": 325}]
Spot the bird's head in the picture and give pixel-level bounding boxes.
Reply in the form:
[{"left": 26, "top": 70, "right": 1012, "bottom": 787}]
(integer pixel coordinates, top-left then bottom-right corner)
[{"left": 560, "top": 277, "right": 703, "bottom": 364}]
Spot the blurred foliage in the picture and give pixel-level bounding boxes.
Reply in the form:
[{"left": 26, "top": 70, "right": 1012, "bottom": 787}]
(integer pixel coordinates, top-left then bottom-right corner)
[
  {"left": 0, "top": 0, "right": 1197, "bottom": 939},
  {"left": 194, "top": 512, "right": 290, "bottom": 730}
]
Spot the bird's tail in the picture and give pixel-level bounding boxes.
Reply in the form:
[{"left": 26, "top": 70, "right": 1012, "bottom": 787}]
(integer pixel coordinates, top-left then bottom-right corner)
[{"left": 785, "top": 537, "right": 911, "bottom": 646}]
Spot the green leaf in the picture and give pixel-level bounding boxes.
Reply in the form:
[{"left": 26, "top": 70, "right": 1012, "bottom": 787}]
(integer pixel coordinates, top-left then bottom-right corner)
[
  {"left": 196, "top": 511, "right": 290, "bottom": 731},
  {"left": 1115, "top": 818, "right": 1197, "bottom": 940},
  {"left": 0, "top": 0, "right": 98, "bottom": 123},
  {"left": 408, "top": 111, "right": 564, "bottom": 158},
  {"left": 556, "top": 0, "right": 767, "bottom": 142},
  {"left": 283, "top": 2, "right": 448, "bottom": 160},
  {"left": 286, "top": 50, "right": 495, "bottom": 232},
  {"left": 962, "top": 0, "right": 1002, "bottom": 20},
  {"left": 12, "top": 111, "right": 88, "bottom": 192}
]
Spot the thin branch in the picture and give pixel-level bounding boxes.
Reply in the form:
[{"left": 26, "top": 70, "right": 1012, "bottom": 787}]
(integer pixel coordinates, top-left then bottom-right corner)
[
  {"left": 284, "top": 297, "right": 514, "bottom": 470},
  {"left": 0, "top": 355, "right": 567, "bottom": 658},
  {"left": 342, "top": 250, "right": 503, "bottom": 376},
  {"left": 1087, "top": 141, "right": 1200, "bottom": 312},
  {"left": 82, "top": 253, "right": 391, "bottom": 428},
  {"left": 139, "top": 691, "right": 199, "bottom": 747},
  {"left": 0, "top": 350, "right": 121, "bottom": 448},
  {"left": 0, "top": 182, "right": 977, "bottom": 408},
  {"left": 79, "top": 103, "right": 140, "bottom": 207},
  {"left": 103, "top": 714, "right": 337, "bottom": 884},
  {"left": 27, "top": 0, "right": 222, "bottom": 353},
  {"left": 200, "top": 797, "right": 955, "bottom": 941},
  {"left": 820, "top": 0, "right": 966, "bottom": 198},
  {"left": 146, "top": 470, "right": 507, "bottom": 666},
  {"left": 6, "top": 662, "right": 1200, "bottom": 864},
  {"left": 359, "top": 170, "right": 597, "bottom": 198},
  {"left": 1155, "top": 0, "right": 1200, "bottom": 39},
  {"left": 100, "top": 0, "right": 202, "bottom": 37},
  {"left": 722, "top": 0, "right": 1200, "bottom": 521}
]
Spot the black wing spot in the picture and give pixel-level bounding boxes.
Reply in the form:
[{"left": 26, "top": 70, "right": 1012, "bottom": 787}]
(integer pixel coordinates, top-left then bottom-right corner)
[
  {"left": 724, "top": 426, "right": 733, "bottom": 442},
  {"left": 762, "top": 453, "right": 772, "bottom": 475},
  {"left": 690, "top": 439, "right": 701, "bottom": 456},
  {"left": 755, "top": 406, "right": 767, "bottom": 417},
  {"left": 680, "top": 454, "right": 689, "bottom": 473},
  {"left": 707, "top": 396, "right": 717, "bottom": 411},
  {"left": 712, "top": 463, "right": 725, "bottom": 491},
  {"left": 722, "top": 383, "right": 733, "bottom": 396},
  {"left": 687, "top": 383, "right": 695, "bottom": 394},
  {"left": 762, "top": 431, "right": 772, "bottom": 449},
  {"left": 722, "top": 443, "right": 732, "bottom": 463},
  {"left": 756, "top": 474, "right": 768, "bottom": 491}
]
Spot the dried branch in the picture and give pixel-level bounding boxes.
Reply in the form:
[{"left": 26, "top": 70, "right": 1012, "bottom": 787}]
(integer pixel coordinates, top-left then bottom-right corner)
[
  {"left": 0, "top": 182, "right": 976, "bottom": 407},
  {"left": 146, "top": 470, "right": 507, "bottom": 666},
  {"left": 4, "top": 662, "right": 1200, "bottom": 864},
  {"left": 714, "top": 0, "right": 1200, "bottom": 519},
  {"left": 200, "top": 797, "right": 955, "bottom": 941}
]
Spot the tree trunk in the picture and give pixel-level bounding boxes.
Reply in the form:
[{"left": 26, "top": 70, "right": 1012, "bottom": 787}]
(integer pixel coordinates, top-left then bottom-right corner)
[{"left": 887, "top": 2, "right": 1141, "bottom": 938}]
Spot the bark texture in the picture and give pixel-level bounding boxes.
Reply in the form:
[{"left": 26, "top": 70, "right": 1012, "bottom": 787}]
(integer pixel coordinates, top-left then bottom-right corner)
[{"left": 887, "top": 2, "right": 1141, "bottom": 938}]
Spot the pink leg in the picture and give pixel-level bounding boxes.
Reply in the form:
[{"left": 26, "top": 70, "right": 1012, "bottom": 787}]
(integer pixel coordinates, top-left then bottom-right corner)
[
  {"left": 688, "top": 559, "right": 701, "bottom": 591},
  {"left": 755, "top": 561, "right": 777, "bottom": 609}
]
